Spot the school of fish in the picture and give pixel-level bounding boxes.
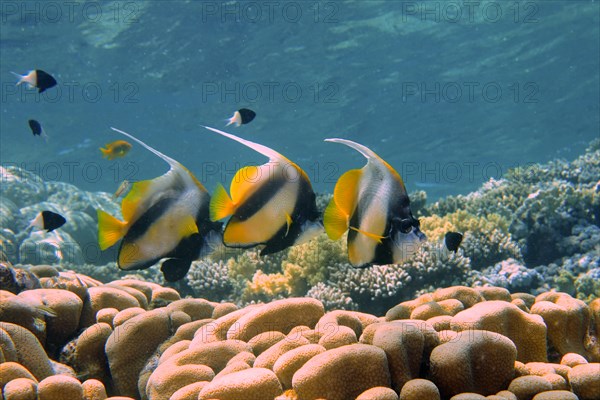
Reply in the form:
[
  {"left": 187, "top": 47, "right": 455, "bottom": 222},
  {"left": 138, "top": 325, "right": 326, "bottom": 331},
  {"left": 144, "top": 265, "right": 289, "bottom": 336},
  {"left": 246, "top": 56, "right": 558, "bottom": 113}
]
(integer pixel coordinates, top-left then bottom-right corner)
[
  {"left": 12, "top": 69, "right": 460, "bottom": 281},
  {"left": 95, "top": 126, "right": 447, "bottom": 281}
]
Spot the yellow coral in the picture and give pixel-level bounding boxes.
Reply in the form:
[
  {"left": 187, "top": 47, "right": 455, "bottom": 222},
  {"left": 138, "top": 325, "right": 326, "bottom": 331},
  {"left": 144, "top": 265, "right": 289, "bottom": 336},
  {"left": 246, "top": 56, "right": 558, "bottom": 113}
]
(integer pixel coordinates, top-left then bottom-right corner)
[
  {"left": 285, "top": 233, "right": 347, "bottom": 287},
  {"left": 420, "top": 210, "right": 509, "bottom": 241},
  {"left": 227, "top": 252, "right": 259, "bottom": 281},
  {"left": 419, "top": 215, "right": 456, "bottom": 241},
  {"left": 283, "top": 263, "right": 308, "bottom": 296},
  {"left": 242, "top": 271, "right": 291, "bottom": 303}
]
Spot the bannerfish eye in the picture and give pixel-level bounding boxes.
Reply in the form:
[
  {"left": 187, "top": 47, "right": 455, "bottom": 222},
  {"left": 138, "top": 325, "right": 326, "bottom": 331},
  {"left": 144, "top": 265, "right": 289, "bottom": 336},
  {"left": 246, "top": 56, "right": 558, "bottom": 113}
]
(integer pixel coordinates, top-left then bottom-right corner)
[{"left": 400, "top": 218, "right": 412, "bottom": 233}]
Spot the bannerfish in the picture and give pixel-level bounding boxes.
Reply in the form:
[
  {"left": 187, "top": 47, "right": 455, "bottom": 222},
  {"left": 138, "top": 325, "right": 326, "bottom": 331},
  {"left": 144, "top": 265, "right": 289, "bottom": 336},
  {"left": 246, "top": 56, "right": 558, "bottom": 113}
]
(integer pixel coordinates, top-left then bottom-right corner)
[
  {"left": 12, "top": 69, "right": 57, "bottom": 93},
  {"left": 100, "top": 140, "right": 132, "bottom": 160},
  {"left": 112, "top": 180, "right": 131, "bottom": 200},
  {"left": 97, "top": 128, "right": 222, "bottom": 282},
  {"left": 28, "top": 119, "right": 48, "bottom": 141},
  {"left": 204, "top": 126, "right": 323, "bottom": 255},
  {"left": 444, "top": 231, "right": 463, "bottom": 253},
  {"left": 29, "top": 211, "right": 66, "bottom": 232},
  {"left": 323, "top": 138, "right": 426, "bottom": 267},
  {"left": 226, "top": 108, "right": 256, "bottom": 127}
]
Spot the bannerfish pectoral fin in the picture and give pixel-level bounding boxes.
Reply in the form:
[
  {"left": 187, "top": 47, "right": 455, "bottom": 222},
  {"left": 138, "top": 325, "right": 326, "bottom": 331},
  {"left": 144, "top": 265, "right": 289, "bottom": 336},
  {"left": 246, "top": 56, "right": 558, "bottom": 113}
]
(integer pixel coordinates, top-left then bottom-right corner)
[
  {"left": 97, "top": 210, "right": 127, "bottom": 250},
  {"left": 210, "top": 183, "right": 235, "bottom": 221},
  {"left": 349, "top": 226, "right": 386, "bottom": 243},
  {"left": 284, "top": 213, "right": 293, "bottom": 237}
]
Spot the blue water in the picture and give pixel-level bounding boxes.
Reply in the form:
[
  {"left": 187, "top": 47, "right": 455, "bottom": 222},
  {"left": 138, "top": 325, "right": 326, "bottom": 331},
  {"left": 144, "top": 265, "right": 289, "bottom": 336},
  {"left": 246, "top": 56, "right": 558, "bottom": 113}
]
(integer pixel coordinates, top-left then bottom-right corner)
[{"left": 1, "top": 0, "right": 598, "bottom": 200}]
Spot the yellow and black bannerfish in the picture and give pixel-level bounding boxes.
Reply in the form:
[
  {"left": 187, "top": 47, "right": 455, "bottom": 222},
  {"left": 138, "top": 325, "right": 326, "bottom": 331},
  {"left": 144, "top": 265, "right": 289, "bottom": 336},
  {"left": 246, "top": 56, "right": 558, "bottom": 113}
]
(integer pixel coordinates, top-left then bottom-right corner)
[
  {"left": 204, "top": 126, "right": 323, "bottom": 255},
  {"left": 323, "top": 138, "right": 426, "bottom": 267},
  {"left": 97, "top": 127, "right": 222, "bottom": 281}
]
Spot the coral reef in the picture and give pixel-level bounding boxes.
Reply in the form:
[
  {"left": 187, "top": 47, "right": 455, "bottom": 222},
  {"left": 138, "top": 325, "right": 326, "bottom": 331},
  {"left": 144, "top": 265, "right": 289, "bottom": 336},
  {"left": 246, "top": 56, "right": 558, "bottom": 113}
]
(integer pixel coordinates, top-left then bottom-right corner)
[
  {"left": 1, "top": 139, "right": 598, "bottom": 309},
  {"left": 0, "top": 166, "right": 118, "bottom": 269},
  {"left": 1, "top": 261, "right": 599, "bottom": 400},
  {"left": 0, "top": 139, "right": 598, "bottom": 399}
]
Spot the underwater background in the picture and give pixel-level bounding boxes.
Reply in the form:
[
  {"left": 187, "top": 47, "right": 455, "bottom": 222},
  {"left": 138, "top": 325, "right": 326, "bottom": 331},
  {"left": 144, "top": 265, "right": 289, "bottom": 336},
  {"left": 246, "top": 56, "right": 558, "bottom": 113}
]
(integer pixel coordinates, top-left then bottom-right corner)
[
  {"left": 1, "top": 1, "right": 600, "bottom": 400},
  {"left": 1, "top": 0, "right": 598, "bottom": 199}
]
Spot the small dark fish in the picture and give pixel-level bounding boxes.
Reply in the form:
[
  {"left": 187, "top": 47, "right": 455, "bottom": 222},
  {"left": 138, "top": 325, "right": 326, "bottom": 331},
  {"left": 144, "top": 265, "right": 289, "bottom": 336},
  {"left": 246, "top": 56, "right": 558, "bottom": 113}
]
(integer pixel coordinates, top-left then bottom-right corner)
[
  {"left": 444, "top": 231, "right": 463, "bottom": 253},
  {"left": 226, "top": 108, "right": 256, "bottom": 127},
  {"left": 29, "top": 211, "right": 66, "bottom": 232},
  {"left": 28, "top": 119, "right": 48, "bottom": 141},
  {"left": 12, "top": 69, "right": 57, "bottom": 93}
]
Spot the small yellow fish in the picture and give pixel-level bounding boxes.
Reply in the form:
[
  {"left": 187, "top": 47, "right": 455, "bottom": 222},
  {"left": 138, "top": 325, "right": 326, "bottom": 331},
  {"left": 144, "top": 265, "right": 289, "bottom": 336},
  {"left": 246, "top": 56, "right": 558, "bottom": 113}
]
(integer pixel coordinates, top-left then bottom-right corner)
[{"left": 100, "top": 140, "right": 132, "bottom": 160}]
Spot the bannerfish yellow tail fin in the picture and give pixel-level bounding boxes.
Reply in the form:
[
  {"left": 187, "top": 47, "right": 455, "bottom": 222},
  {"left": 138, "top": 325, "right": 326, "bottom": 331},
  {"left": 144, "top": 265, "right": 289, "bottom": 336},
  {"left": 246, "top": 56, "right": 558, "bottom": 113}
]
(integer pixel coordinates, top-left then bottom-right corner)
[
  {"left": 97, "top": 210, "right": 127, "bottom": 250},
  {"left": 349, "top": 226, "right": 386, "bottom": 243},
  {"left": 323, "top": 200, "right": 349, "bottom": 240},
  {"left": 210, "top": 183, "right": 235, "bottom": 221},
  {"left": 203, "top": 125, "right": 289, "bottom": 163}
]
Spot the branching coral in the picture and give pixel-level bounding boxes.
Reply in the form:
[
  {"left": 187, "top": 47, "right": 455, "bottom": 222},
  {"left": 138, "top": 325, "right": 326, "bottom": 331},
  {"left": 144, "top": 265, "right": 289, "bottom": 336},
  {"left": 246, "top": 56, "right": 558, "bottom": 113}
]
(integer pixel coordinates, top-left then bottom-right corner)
[
  {"left": 510, "top": 182, "right": 598, "bottom": 265},
  {"left": 477, "top": 258, "right": 543, "bottom": 292},
  {"left": 420, "top": 210, "right": 521, "bottom": 270},
  {"left": 241, "top": 270, "right": 290, "bottom": 303},
  {"left": 326, "top": 243, "right": 472, "bottom": 315},
  {"left": 306, "top": 282, "right": 357, "bottom": 311},
  {"left": 284, "top": 233, "right": 347, "bottom": 290},
  {"left": 187, "top": 260, "right": 234, "bottom": 302}
]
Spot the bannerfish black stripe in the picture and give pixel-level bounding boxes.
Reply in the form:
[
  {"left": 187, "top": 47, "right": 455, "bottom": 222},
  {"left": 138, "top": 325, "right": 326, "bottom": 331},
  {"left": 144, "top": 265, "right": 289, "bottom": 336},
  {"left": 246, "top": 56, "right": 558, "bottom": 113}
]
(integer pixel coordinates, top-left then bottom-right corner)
[
  {"left": 233, "top": 173, "right": 288, "bottom": 220},
  {"left": 122, "top": 196, "right": 176, "bottom": 243},
  {"left": 260, "top": 180, "right": 320, "bottom": 255}
]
